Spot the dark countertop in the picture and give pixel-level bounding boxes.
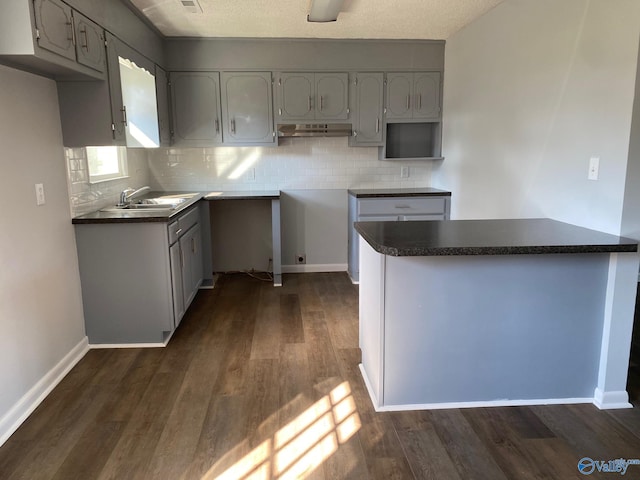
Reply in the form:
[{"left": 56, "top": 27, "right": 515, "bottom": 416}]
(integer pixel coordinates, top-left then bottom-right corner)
[
  {"left": 72, "top": 191, "right": 204, "bottom": 224},
  {"left": 355, "top": 218, "right": 638, "bottom": 256},
  {"left": 348, "top": 187, "right": 451, "bottom": 198},
  {"left": 204, "top": 190, "right": 280, "bottom": 200},
  {"left": 72, "top": 190, "right": 282, "bottom": 224}
]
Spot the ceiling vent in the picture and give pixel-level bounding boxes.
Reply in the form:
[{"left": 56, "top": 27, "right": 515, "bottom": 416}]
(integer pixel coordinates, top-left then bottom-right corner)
[{"left": 178, "top": 0, "right": 202, "bottom": 13}]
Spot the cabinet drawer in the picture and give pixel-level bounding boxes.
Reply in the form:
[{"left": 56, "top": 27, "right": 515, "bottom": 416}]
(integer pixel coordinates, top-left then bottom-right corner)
[
  {"left": 178, "top": 206, "right": 200, "bottom": 233},
  {"left": 168, "top": 221, "right": 180, "bottom": 245},
  {"left": 358, "top": 197, "right": 445, "bottom": 216},
  {"left": 168, "top": 205, "right": 200, "bottom": 245}
]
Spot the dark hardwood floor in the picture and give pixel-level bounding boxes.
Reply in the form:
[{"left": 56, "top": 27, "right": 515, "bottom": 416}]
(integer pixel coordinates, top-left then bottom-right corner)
[{"left": 1, "top": 273, "right": 640, "bottom": 479}]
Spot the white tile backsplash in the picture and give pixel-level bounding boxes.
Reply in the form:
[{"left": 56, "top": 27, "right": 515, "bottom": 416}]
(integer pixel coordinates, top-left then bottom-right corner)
[
  {"left": 65, "top": 148, "right": 150, "bottom": 217},
  {"left": 146, "top": 137, "right": 432, "bottom": 192},
  {"left": 66, "top": 138, "right": 433, "bottom": 216}
]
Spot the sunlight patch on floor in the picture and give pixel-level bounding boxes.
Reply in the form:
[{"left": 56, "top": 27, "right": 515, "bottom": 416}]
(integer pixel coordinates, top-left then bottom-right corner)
[{"left": 204, "top": 381, "right": 361, "bottom": 480}]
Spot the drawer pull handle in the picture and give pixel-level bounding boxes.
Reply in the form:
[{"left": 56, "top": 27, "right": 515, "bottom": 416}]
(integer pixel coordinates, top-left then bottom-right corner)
[
  {"left": 395, "top": 205, "right": 411, "bottom": 209},
  {"left": 175, "top": 228, "right": 183, "bottom": 236}
]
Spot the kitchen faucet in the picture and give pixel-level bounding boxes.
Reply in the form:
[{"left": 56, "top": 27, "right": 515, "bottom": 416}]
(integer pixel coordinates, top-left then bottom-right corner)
[{"left": 119, "top": 186, "right": 151, "bottom": 206}]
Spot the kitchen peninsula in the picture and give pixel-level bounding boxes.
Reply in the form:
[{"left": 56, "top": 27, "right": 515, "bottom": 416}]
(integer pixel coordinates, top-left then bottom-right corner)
[{"left": 356, "top": 218, "right": 639, "bottom": 411}]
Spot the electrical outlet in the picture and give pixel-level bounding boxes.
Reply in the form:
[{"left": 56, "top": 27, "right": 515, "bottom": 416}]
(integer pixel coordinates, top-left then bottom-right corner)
[
  {"left": 295, "top": 254, "right": 306, "bottom": 265},
  {"left": 401, "top": 166, "right": 410, "bottom": 178},
  {"left": 35, "top": 183, "right": 45, "bottom": 206}
]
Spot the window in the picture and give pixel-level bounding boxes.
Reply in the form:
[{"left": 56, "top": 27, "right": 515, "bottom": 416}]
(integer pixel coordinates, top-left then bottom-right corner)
[{"left": 86, "top": 146, "right": 128, "bottom": 183}]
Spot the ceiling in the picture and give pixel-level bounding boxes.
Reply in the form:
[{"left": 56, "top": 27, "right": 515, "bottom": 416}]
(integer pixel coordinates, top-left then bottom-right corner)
[{"left": 128, "top": 0, "right": 506, "bottom": 40}]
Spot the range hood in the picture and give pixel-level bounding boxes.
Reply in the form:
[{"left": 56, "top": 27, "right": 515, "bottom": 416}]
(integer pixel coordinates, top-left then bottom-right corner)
[{"left": 277, "top": 123, "right": 352, "bottom": 137}]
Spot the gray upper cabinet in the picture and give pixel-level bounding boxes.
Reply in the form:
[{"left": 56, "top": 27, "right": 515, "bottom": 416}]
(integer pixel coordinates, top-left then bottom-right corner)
[
  {"left": 170, "top": 72, "right": 223, "bottom": 147},
  {"left": 278, "top": 73, "right": 314, "bottom": 121},
  {"left": 73, "top": 11, "right": 104, "bottom": 73},
  {"left": 0, "top": 0, "right": 105, "bottom": 79},
  {"left": 413, "top": 72, "right": 441, "bottom": 119},
  {"left": 105, "top": 32, "right": 126, "bottom": 143},
  {"left": 276, "top": 72, "right": 349, "bottom": 122},
  {"left": 33, "top": 0, "right": 75, "bottom": 61},
  {"left": 350, "top": 72, "right": 384, "bottom": 146},
  {"left": 386, "top": 72, "right": 441, "bottom": 121},
  {"left": 221, "top": 71, "right": 275, "bottom": 145},
  {"left": 57, "top": 32, "right": 160, "bottom": 147},
  {"left": 155, "top": 65, "right": 171, "bottom": 146}
]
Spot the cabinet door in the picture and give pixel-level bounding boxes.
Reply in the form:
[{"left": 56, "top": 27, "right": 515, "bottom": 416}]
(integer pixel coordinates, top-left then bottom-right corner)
[
  {"left": 190, "top": 224, "right": 203, "bottom": 294},
  {"left": 222, "top": 72, "right": 275, "bottom": 145},
  {"left": 180, "top": 231, "right": 196, "bottom": 310},
  {"left": 413, "top": 72, "right": 441, "bottom": 120},
  {"left": 385, "top": 73, "right": 413, "bottom": 120},
  {"left": 278, "top": 72, "right": 314, "bottom": 121},
  {"left": 105, "top": 32, "right": 126, "bottom": 143},
  {"left": 353, "top": 73, "right": 383, "bottom": 145},
  {"left": 73, "top": 11, "right": 104, "bottom": 73},
  {"left": 169, "top": 241, "right": 185, "bottom": 327},
  {"left": 316, "top": 73, "right": 349, "bottom": 120},
  {"left": 171, "top": 72, "right": 223, "bottom": 146},
  {"left": 155, "top": 65, "right": 171, "bottom": 146},
  {"left": 33, "top": 0, "right": 75, "bottom": 61}
]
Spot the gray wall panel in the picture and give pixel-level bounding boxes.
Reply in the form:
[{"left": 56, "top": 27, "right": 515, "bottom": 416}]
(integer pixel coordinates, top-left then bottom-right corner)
[{"left": 166, "top": 38, "right": 444, "bottom": 72}]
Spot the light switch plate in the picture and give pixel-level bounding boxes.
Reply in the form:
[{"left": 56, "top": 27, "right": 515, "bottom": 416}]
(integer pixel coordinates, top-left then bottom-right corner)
[
  {"left": 588, "top": 157, "right": 599, "bottom": 181},
  {"left": 401, "top": 166, "right": 410, "bottom": 179},
  {"left": 35, "top": 183, "right": 45, "bottom": 205}
]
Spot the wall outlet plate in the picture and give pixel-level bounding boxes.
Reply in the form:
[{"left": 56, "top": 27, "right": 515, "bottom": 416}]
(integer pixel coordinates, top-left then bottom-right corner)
[{"left": 295, "top": 253, "right": 306, "bottom": 264}]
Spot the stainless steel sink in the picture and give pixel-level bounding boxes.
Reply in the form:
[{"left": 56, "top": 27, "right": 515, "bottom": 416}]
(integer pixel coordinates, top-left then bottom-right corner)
[
  {"left": 100, "top": 205, "right": 175, "bottom": 213},
  {"left": 99, "top": 194, "right": 196, "bottom": 214}
]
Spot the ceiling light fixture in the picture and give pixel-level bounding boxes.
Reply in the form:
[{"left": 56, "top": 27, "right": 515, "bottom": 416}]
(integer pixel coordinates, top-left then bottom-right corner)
[{"left": 307, "top": 0, "right": 345, "bottom": 22}]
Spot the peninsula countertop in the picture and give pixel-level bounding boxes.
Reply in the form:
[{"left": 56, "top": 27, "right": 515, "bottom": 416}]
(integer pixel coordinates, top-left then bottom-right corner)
[{"left": 354, "top": 218, "right": 638, "bottom": 256}]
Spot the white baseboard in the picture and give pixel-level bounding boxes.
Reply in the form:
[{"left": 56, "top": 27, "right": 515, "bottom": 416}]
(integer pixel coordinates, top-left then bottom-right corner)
[
  {"left": 282, "top": 263, "right": 347, "bottom": 274},
  {"left": 359, "top": 362, "right": 596, "bottom": 412},
  {"left": 373, "top": 397, "right": 595, "bottom": 412},
  {"left": 593, "top": 388, "right": 633, "bottom": 409},
  {"left": 89, "top": 342, "right": 167, "bottom": 349},
  {"left": 359, "top": 363, "right": 382, "bottom": 409},
  {"left": 0, "top": 337, "right": 89, "bottom": 447}
]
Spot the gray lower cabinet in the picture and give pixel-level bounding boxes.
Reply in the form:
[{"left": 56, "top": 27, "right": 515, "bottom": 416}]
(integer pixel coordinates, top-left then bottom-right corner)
[
  {"left": 276, "top": 72, "right": 349, "bottom": 122},
  {"left": 169, "top": 241, "right": 185, "bottom": 323},
  {"left": 350, "top": 72, "right": 384, "bottom": 146},
  {"left": 75, "top": 204, "right": 204, "bottom": 345},
  {"left": 386, "top": 72, "right": 441, "bottom": 121},
  {"left": 221, "top": 71, "right": 276, "bottom": 145},
  {"left": 172, "top": 222, "right": 203, "bottom": 327},
  {"left": 170, "top": 71, "right": 223, "bottom": 146},
  {"left": 347, "top": 193, "right": 450, "bottom": 283}
]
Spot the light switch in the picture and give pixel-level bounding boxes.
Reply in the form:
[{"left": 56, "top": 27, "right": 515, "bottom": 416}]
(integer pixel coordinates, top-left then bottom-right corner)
[
  {"left": 35, "top": 183, "right": 45, "bottom": 206},
  {"left": 401, "top": 166, "right": 410, "bottom": 179},
  {"left": 588, "top": 157, "right": 599, "bottom": 181}
]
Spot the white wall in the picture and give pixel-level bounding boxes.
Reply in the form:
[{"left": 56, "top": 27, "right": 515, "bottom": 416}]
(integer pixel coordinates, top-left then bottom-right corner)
[
  {"left": 0, "top": 65, "right": 87, "bottom": 443},
  {"left": 621, "top": 34, "right": 640, "bottom": 241},
  {"left": 147, "top": 138, "right": 432, "bottom": 268},
  {"left": 434, "top": 0, "right": 640, "bottom": 235}
]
